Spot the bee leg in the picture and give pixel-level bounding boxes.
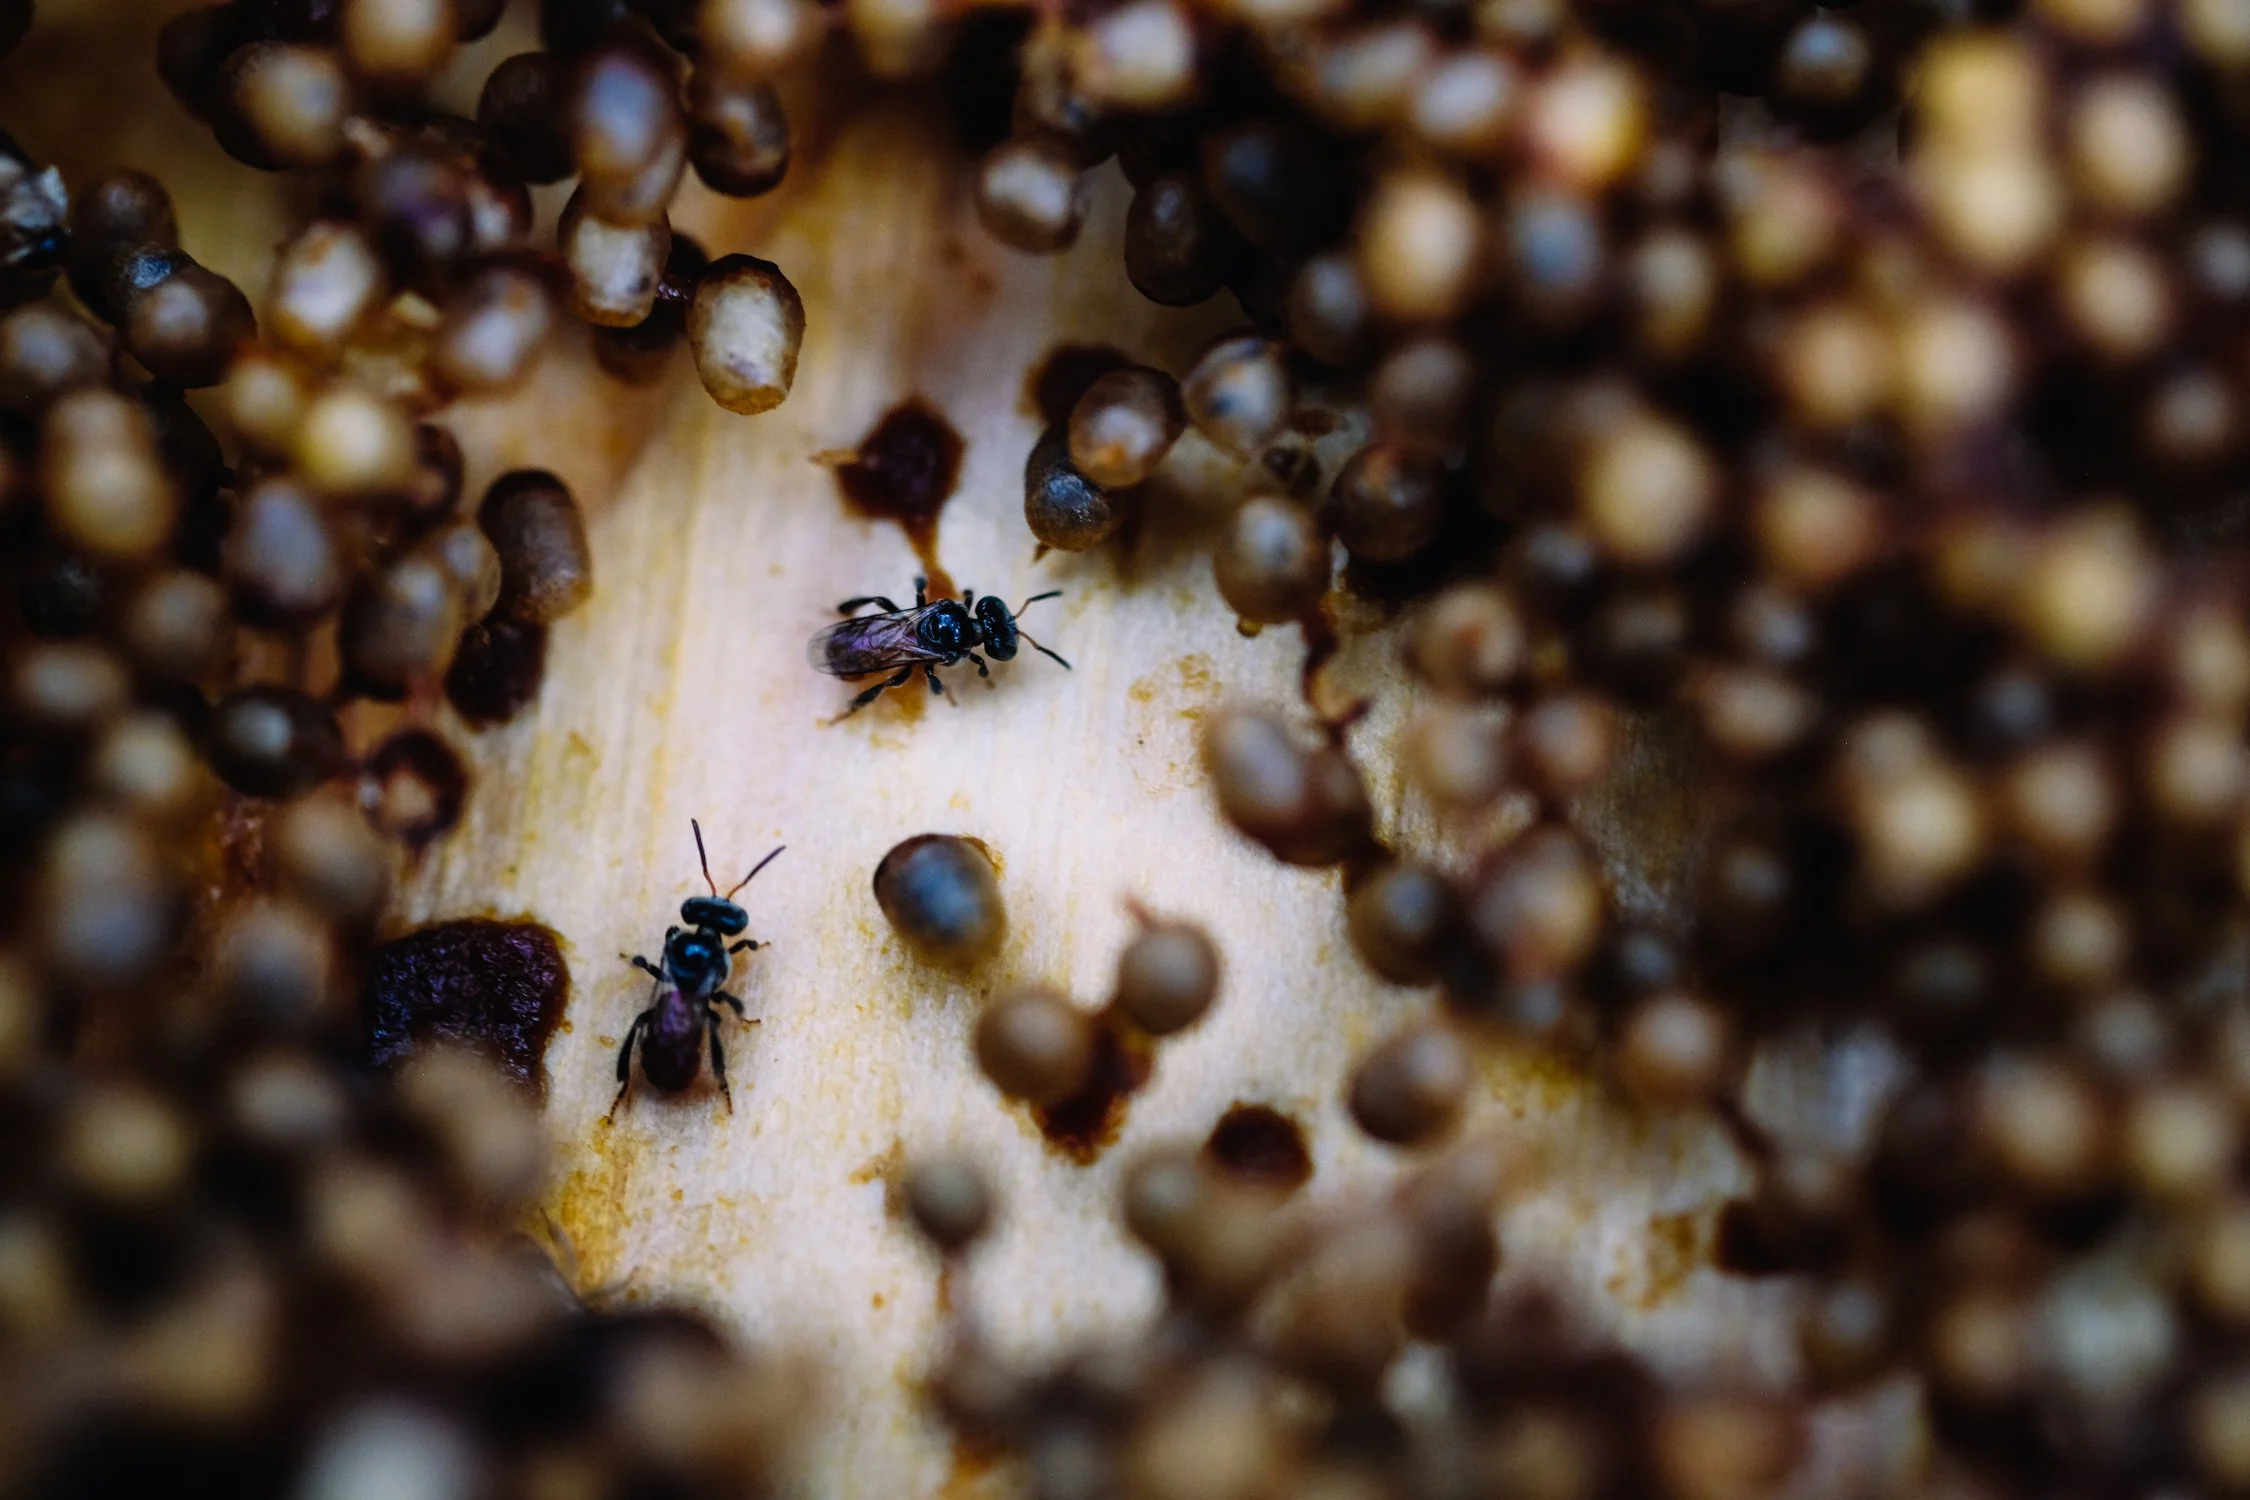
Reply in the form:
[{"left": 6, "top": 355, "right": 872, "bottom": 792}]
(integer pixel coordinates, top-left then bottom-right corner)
[
  {"left": 968, "top": 652, "right": 990, "bottom": 679},
  {"left": 707, "top": 1011, "right": 734, "bottom": 1113},
  {"left": 625, "top": 954, "right": 663, "bottom": 980},
  {"left": 841, "top": 667, "right": 916, "bottom": 717},
  {"left": 924, "top": 665, "right": 954, "bottom": 702},
  {"left": 714, "top": 990, "right": 747, "bottom": 1017},
  {"left": 605, "top": 1011, "right": 650, "bottom": 1121},
  {"left": 913, "top": 576, "right": 928, "bottom": 607},
  {"left": 728, "top": 938, "right": 763, "bottom": 954},
  {"left": 837, "top": 595, "right": 899, "bottom": 615}
]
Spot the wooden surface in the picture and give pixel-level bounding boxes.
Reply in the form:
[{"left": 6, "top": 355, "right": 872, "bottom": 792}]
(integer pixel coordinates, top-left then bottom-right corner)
[{"left": 6, "top": 12, "right": 1916, "bottom": 1494}]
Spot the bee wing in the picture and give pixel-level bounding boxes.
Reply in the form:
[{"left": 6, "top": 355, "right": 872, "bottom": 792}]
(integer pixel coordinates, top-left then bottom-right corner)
[{"left": 806, "top": 610, "right": 937, "bottom": 678}]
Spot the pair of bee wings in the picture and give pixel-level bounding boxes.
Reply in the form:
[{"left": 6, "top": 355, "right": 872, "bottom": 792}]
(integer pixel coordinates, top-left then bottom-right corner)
[{"left": 806, "top": 608, "right": 944, "bottom": 679}]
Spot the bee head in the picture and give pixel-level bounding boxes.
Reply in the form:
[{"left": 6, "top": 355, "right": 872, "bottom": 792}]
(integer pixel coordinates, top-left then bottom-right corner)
[
  {"left": 680, "top": 894, "right": 749, "bottom": 935},
  {"left": 974, "top": 595, "right": 1020, "bottom": 660}
]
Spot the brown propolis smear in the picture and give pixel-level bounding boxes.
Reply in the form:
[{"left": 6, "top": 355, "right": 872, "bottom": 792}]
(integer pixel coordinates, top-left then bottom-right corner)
[
  {"left": 826, "top": 400, "right": 965, "bottom": 598},
  {"left": 1023, "top": 342, "right": 1129, "bottom": 428},
  {"left": 1036, "top": 1011, "right": 1152, "bottom": 1165},
  {"left": 365, "top": 918, "right": 570, "bottom": 1093}
]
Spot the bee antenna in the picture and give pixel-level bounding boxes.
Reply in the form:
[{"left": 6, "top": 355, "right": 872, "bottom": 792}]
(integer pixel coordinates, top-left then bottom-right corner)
[
  {"left": 726, "top": 844, "right": 787, "bottom": 898},
  {"left": 1024, "top": 633, "right": 1072, "bottom": 671},
  {"left": 692, "top": 818, "right": 719, "bottom": 896},
  {"left": 1016, "top": 590, "right": 1062, "bottom": 615}
]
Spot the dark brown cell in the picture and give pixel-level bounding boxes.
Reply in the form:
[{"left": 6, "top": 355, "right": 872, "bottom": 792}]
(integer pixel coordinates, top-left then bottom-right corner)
[
  {"left": 1182, "top": 333, "right": 1293, "bottom": 459},
  {"left": 976, "top": 986, "right": 1094, "bottom": 1107},
  {"left": 1772, "top": 14, "right": 1878, "bottom": 135},
  {"left": 1288, "top": 252, "right": 1374, "bottom": 369},
  {"left": 435, "top": 263, "right": 557, "bottom": 396},
  {"left": 1348, "top": 1022, "right": 1471, "bottom": 1146},
  {"left": 1330, "top": 444, "right": 1445, "bottom": 564},
  {"left": 1125, "top": 172, "right": 1235, "bottom": 307},
  {"left": 874, "top": 834, "right": 1006, "bottom": 967},
  {"left": 686, "top": 251, "right": 803, "bottom": 413},
  {"left": 0, "top": 303, "right": 107, "bottom": 414},
  {"left": 124, "top": 262, "right": 255, "bottom": 387},
  {"left": 975, "top": 137, "right": 1086, "bottom": 254},
  {"left": 419, "top": 517, "right": 502, "bottom": 621},
  {"left": 478, "top": 52, "right": 575, "bottom": 184},
  {"left": 905, "top": 1154, "right": 994, "bottom": 1252},
  {"left": 1201, "top": 121, "right": 1348, "bottom": 259},
  {"left": 269, "top": 791, "right": 392, "bottom": 928},
  {"left": 158, "top": 4, "right": 246, "bottom": 120},
  {"left": 479, "top": 469, "right": 593, "bottom": 623},
  {"left": 66, "top": 171, "right": 178, "bottom": 320},
  {"left": 17, "top": 550, "right": 112, "bottom": 640},
  {"left": 1113, "top": 917, "right": 1220, "bottom": 1035},
  {"left": 687, "top": 67, "right": 790, "bottom": 198},
  {"left": 124, "top": 570, "right": 230, "bottom": 679},
  {"left": 572, "top": 43, "right": 686, "bottom": 225},
  {"left": 340, "top": 555, "right": 464, "bottom": 701},
  {"left": 357, "top": 142, "right": 475, "bottom": 277},
  {"left": 593, "top": 232, "right": 708, "bottom": 384},
  {"left": 1203, "top": 706, "right": 1374, "bottom": 867},
  {"left": 214, "top": 41, "right": 355, "bottom": 170},
  {"left": 340, "top": 0, "right": 457, "bottom": 89},
  {"left": 456, "top": 0, "right": 506, "bottom": 41},
  {"left": 1202, "top": 1103, "right": 1312, "bottom": 1191},
  {"left": 205, "top": 686, "right": 348, "bottom": 798},
  {"left": 359, "top": 726, "right": 469, "bottom": 845},
  {"left": 1347, "top": 861, "right": 1462, "bottom": 985},
  {"left": 1067, "top": 365, "right": 1184, "bottom": 489},
  {"left": 401, "top": 422, "right": 465, "bottom": 528},
  {"left": 445, "top": 615, "right": 550, "bottom": 728},
  {"left": 364, "top": 918, "right": 570, "bottom": 1092},
  {"left": 1023, "top": 423, "right": 1122, "bottom": 555},
  {"left": 1214, "top": 496, "right": 1329, "bottom": 624},
  {"left": 225, "top": 478, "right": 344, "bottom": 628}
]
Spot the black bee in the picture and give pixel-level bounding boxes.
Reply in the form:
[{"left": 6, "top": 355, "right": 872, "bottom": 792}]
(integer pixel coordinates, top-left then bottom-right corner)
[
  {"left": 806, "top": 576, "right": 1070, "bottom": 717},
  {"left": 608, "top": 820, "right": 784, "bottom": 1119}
]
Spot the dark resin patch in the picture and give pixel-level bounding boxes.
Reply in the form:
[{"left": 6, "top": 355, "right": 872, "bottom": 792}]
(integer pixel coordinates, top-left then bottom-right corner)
[
  {"left": 1036, "top": 1014, "right": 1151, "bottom": 1165},
  {"left": 445, "top": 615, "right": 550, "bottom": 728},
  {"left": 1023, "top": 343, "right": 1129, "bottom": 428},
  {"left": 831, "top": 401, "right": 965, "bottom": 597},
  {"left": 364, "top": 918, "right": 569, "bottom": 1092},
  {"left": 1202, "top": 1102, "right": 1312, "bottom": 1190}
]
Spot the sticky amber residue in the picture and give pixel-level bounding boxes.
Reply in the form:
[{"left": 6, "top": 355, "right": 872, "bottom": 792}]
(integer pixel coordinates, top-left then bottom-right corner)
[
  {"left": 938, "top": 1435, "right": 1011, "bottom": 1500},
  {"left": 852, "top": 1139, "right": 908, "bottom": 1220},
  {"left": 1471, "top": 1033, "right": 1591, "bottom": 1120},
  {"left": 1036, "top": 1012, "right": 1153, "bottom": 1165},
  {"left": 829, "top": 399, "right": 965, "bottom": 599},
  {"left": 1202, "top": 1103, "right": 1313, "bottom": 1191},
  {"left": 1023, "top": 342, "right": 1130, "bottom": 428},
  {"left": 958, "top": 833, "right": 1005, "bottom": 878},
  {"left": 363, "top": 917, "right": 570, "bottom": 1093},
  {"left": 551, "top": 1129, "right": 633, "bottom": 1296}
]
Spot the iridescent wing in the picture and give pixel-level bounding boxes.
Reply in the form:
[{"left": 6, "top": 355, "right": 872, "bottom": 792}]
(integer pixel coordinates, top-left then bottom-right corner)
[{"left": 805, "top": 608, "right": 939, "bottom": 678}]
